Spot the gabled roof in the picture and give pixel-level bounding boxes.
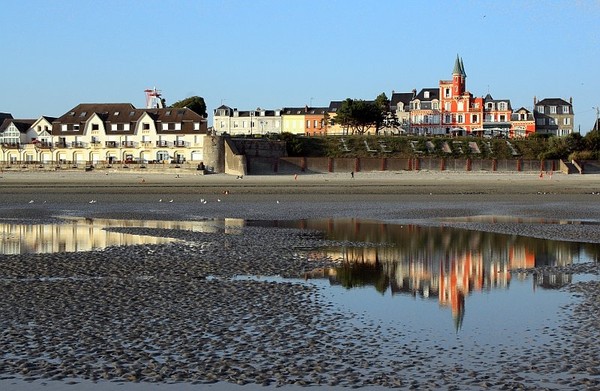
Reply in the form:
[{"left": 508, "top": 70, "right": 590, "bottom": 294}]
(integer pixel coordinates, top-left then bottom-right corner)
[
  {"left": 390, "top": 92, "right": 413, "bottom": 108},
  {"left": 55, "top": 103, "right": 139, "bottom": 125},
  {"left": 282, "top": 107, "right": 307, "bottom": 115},
  {"left": 0, "top": 113, "right": 13, "bottom": 122},
  {"left": 305, "top": 107, "right": 328, "bottom": 115},
  {"left": 535, "top": 98, "right": 571, "bottom": 106},
  {"left": 0, "top": 119, "right": 35, "bottom": 133},
  {"left": 328, "top": 101, "right": 343, "bottom": 112},
  {"left": 413, "top": 88, "right": 439, "bottom": 101},
  {"left": 483, "top": 94, "right": 512, "bottom": 110}
]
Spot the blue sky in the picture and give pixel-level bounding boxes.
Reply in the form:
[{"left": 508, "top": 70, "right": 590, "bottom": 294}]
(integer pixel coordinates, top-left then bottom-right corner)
[{"left": 2, "top": 0, "right": 599, "bottom": 132}]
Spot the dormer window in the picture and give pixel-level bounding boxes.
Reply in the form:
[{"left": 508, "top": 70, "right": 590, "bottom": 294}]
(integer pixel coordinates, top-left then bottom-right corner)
[
  {"left": 129, "top": 111, "right": 135, "bottom": 116},
  {"left": 114, "top": 112, "right": 119, "bottom": 116},
  {"left": 424, "top": 91, "right": 430, "bottom": 99},
  {"left": 80, "top": 112, "right": 87, "bottom": 117},
  {"left": 166, "top": 110, "right": 171, "bottom": 116}
]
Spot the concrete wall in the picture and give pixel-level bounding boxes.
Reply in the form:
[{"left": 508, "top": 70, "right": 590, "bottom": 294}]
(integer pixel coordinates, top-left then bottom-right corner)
[{"left": 224, "top": 138, "right": 246, "bottom": 176}]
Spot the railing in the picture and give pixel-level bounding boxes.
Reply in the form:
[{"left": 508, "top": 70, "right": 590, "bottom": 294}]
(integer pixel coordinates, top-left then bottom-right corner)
[
  {"left": 72, "top": 141, "right": 86, "bottom": 148},
  {"left": 156, "top": 140, "right": 170, "bottom": 147},
  {"left": 105, "top": 141, "right": 118, "bottom": 148},
  {"left": 121, "top": 141, "right": 136, "bottom": 148},
  {"left": 174, "top": 140, "right": 187, "bottom": 147},
  {"left": 1, "top": 143, "right": 21, "bottom": 149},
  {"left": 35, "top": 142, "right": 53, "bottom": 149}
]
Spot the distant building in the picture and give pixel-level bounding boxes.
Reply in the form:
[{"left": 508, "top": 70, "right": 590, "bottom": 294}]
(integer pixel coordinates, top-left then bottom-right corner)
[
  {"left": 49, "top": 103, "right": 208, "bottom": 164},
  {"left": 304, "top": 107, "right": 329, "bottom": 136},
  {"left": 213, "top": 105, "right": 282, "bottom": 136},
  {"left": 438, "top": 56, "right": 484, "bottom": 137},
  {"left": 409, "top": 88, "right": 441, "bottom": 135},
  {"left": 389, "top": 91, "right": 413, "bottom": 134},
  {"left": 281, "top": 107, "right": 308, "bottom": 135},
  {"left": 533, "top": 97, "right": 575, "bottom": 136},
  {"left": 510, "top": 107, "right": 535, "bottom": 138}
]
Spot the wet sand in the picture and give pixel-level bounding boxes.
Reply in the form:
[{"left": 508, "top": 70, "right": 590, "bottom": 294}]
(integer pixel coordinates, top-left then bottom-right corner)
[{"left": 0, "top": 171, "right": 599, "bottom": 390}]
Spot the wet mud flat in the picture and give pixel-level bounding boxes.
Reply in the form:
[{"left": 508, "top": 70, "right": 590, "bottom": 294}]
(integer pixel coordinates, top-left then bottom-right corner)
[{"left": 0, "top": 223, "right": 599, "bottom": 391}]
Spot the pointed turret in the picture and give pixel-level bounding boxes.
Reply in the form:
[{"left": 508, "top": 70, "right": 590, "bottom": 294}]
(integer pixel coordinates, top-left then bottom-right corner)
[
  {"left": 452, "top": 55, "right": 462, "bottom": 75},
  {"left": 452, "top": 55, "right": 465, "bottom": 96}
]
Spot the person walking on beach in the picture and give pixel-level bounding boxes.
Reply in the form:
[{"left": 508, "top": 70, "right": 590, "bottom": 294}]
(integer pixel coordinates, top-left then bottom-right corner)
[{"left": 350, "top": 171, "right": 354, "bottom": 179}]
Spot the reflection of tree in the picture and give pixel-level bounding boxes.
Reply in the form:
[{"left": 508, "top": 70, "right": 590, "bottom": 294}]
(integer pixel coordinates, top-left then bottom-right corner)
[{"left": 335, "top": 262, "right": 389, "bottom": 294}]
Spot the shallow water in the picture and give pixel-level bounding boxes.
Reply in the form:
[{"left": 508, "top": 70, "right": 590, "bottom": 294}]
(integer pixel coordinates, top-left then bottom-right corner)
[{"left": 0, "top": 216, "right": 598, "bottom": 390}]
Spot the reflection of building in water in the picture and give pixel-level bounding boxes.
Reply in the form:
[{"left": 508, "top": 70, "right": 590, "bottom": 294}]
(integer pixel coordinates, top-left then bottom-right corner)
[
  {"left": 0, "top": 218, "right": 244, "bottom": 254},
  {"left": 300, "top": 218, "right": 583, "bottom": 328}
]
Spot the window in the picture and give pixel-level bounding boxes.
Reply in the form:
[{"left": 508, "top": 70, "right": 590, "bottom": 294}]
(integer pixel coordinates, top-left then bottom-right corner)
[
  {"left": 80, "top": 112, "right": 87, "bottom": 117},
  {"left": 458, "top": 102, "right": 464, "bottom": 111},
  {"left": 444, "top": 102, "right": 451, "bottom": 111},
  {"left": 498, "top": 102, "right": 507, "bottom": 110},
  {"left": 73, "top": 124, "right": 79, "bottom": 131},
  {"left": 61, "top": 124, "right": 67, "bottom": 131},
  {"left": 129, "top": 111, "right": 135, "bottom": 116},
  {"left": 444, "top": 114, "right": 451, "bottom": 124},
  {"left": 458, "top": 114, "right": 463, "bottom": 123},
  {"left": 562, "top": 106, "right": 570, "bottom": 114},
  {"left": 424, "top": 91, "right": 430, "bottom": 99},
  {"left": 92, "top": 124, "right": 99, "bottom": 131},
  {"left": 306, "top": 120, "right": 310, "bottom": 128},
  {"left": 564, "top": 117, "right": 571, "bottom": 125},
  {"left": 175, "top": 123, "right": 181, "bottom": 131},
  {"left": 166, "top": 111, "right": 171, "bottom": 116},
  {"left": 112, "top": 124, "right": 118, "bottom": 131},
  {"left": 536, "top": 106, "right": 544, "bottom": 114},
  {"left": 549, "top": 118, "right": 556, "bottom": 125},
  {"left": 536, "top": 118, "right": 545, "bottom": 125},
  {"left": 124, "top": 124, "right": 130, "bottom": 131},
  {"left": 444, "top": 88, "right": 451, "bottom": 98},
  {"left": 194, "top": 122, "right": 200, "bottom": 131},
  {"left": 499, "top": 115, "right": 506, "bottom": 122},
  {"left": 242, "top": 121, "right": 247, "bottom": 128},
  {"left": 114, "top": 112, "right": 119, "bottom": 116},
  {"left": 314, "top": 120, "right": 318, "bottom": 128},
  {"left": 471, "top": 114, "right": 478, "bottom": 123},
  {"left": 550, "top": 106, "right": 557, "bottom": 114},
  {"left": 432, "top": 102, "right": 439, "bottom": 110}
]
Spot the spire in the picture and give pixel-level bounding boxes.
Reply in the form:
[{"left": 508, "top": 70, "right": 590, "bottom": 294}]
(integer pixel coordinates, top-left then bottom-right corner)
[
  {"left": 452, "top": 54, "right": 462, "bottom": 75},
  {"left": 459, "top": 57, "right": 466, "bottom": 77}
]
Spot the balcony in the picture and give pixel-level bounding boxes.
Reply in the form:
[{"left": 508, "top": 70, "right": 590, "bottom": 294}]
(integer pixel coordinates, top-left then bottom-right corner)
[
  {"left": 174, "top": 140, "right": 187, "bottom": 147},
  {"left": 105, "top": 141, "right": 118, "bottom": 148},
  {"left": 141, "top": 141, "right": 153, "bottom": 147},
  {"left": 1, "top": 143, "right": 21, "bottom": 149},
  {"left": 72, "top": 141, "right": 86, "bottom": 148},
  {"left": 121, "top": 141, "right": 136, "bottom": 148},
  {"left": 156, "top": 140, "right": 170, "bottom": 147},
  {"left": 35, "top": 141, "right": 53, "bottom": 149}
]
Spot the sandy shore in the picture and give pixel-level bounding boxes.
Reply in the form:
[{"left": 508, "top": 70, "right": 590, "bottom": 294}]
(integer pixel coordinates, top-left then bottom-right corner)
[{"left": 1, "top": 170, "right": 599, "bottom": 390}]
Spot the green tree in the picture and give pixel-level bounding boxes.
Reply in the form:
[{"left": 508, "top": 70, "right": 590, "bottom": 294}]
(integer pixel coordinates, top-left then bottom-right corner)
[
  {"left": 170, "top": 96, "right": 207, "bottom": 118},
  {"left": 335, "top": 98, "right": 381, "bottom": 135},
  {"left": 374, "top": 92, "right": 390, "bottom": 134}
]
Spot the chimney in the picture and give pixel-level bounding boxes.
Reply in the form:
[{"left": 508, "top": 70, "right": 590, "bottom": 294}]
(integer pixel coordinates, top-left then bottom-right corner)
[
  {"left": 569, "top": 97, "right": 573, "bottom": 104},
  {"left": 533, "top": 96, "right": 537, "bottom": 105}
]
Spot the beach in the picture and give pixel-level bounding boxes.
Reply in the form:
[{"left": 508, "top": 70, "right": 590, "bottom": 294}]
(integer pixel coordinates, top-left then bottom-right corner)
[{"left": 0, "top": 170, "right": 599, "bottom": 390}]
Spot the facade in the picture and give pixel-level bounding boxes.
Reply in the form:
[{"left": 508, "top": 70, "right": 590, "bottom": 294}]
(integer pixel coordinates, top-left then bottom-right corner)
[
  {"left": 409, "top": 88, "right": 441, "bottom": 135},
  {"left": 0, "top": 104, "right": 208, "bottom": 165},
  {"left": 304, "top": 107, "right": 329, "bottom": 136},
  {"left": 281, "top": 107, "right": 308, "bottom": 135},
  {"left": 510, "top": 107, "right": 536, "bottom": 138},
  {"left": 481, "top": 94, "right": 512, "bottom": 137},
  {"left": 389, "top": 92, "right": 413, "bottom": 134},
  {"left": 213, "top": 105, "right": 282, "bottom": 136},
  {"left": 50, "top": 103, "right": 208, "bottom": 164},
  {"left": 438, "top": 56, "right": 484, "bottom": 136},
  {"left": 533, "top": 97, "right": 575, "bottom": 136}
]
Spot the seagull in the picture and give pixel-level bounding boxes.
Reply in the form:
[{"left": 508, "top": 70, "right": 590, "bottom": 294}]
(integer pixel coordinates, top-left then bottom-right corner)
[
  {"left": 217, "top": 199, "right": 221, "bottom": 202},
  {"left": 169, "top": 199, "right": 174, "bottom": 203},
  {"left": 276, "top": 200, "right": 280, "bottom": 204},
  {"left": 159, "top": 199, "right": 163, "bottom": 202},
  {"left": 28, "top": 200, "right": 34, "bottom": 204},
  {"left": 88, "top": 200, "right": 96, "bottom": 204}
]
